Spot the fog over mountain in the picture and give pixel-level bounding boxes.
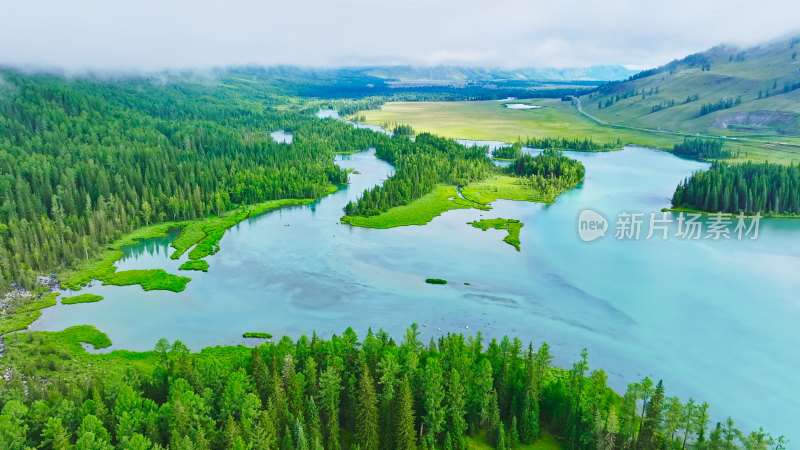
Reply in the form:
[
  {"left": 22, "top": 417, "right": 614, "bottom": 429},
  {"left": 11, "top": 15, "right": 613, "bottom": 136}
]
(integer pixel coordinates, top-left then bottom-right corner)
[{"left": 1, "top": 0, "right": 798, "bottom": 72}]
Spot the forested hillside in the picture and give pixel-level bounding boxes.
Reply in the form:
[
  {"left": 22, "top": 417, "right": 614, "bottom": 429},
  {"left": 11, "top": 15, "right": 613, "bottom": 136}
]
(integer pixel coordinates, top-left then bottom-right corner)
[
  {"left": 0, "top": 70, "right": 389, "bottom": 290},
  {"left": 343, "top": 134, "right": 492, "bottom": 216},
  {"left": 672, "top": 162, "right": 800, "bottom": 215},
  {"left": 0, "top": 325, "right": 781, "bottom": 449},
  {"left": 583, "top": 35, "right": 800, "bottom": 137}
]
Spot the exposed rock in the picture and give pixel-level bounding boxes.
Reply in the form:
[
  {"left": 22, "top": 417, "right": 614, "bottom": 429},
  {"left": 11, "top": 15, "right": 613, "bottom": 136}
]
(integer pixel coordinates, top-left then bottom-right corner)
[
  {"left": 713, "top": 110, "right": 797, "bottom": 130},
  {"left": 37, "top": 274, "right": 61, "bottom": 291}
]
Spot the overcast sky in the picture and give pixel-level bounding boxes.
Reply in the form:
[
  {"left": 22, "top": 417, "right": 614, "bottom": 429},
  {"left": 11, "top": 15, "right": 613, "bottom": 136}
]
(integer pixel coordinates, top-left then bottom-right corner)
[{"left": 1, "top": 0, "right": 798, "bottom": 72}]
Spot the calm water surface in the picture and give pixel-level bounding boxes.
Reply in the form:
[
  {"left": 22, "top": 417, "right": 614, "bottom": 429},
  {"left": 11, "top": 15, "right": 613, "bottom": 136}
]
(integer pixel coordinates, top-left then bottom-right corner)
[{"left": 31, "top": 131, "right": 800, "bottom": 439}]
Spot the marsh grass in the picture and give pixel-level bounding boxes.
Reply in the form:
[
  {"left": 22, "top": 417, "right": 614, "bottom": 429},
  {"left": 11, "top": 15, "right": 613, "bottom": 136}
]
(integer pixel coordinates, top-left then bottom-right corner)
[
  {"left": 61, "top": 293, "right": 104, "bottom": 305},
  {"left": 468, "top": 218, "right": 525, "bottom": 251},
  {"left": 0, "top": 293, "right": 58, "bottom": 334},
  {"left": 102, "top": 269, "right": 190, "bottom": 292},
  {"left": 341, "top": 185, "right": 487, "bottom": 228},
  {"left": 179, "top": 260, "right": 210, "bottom": 272}
]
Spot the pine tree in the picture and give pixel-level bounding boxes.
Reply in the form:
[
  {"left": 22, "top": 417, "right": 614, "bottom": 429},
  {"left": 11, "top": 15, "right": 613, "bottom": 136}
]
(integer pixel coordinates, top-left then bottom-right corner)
[
  {"left": 422, "top": 358, "right": 446, "bottom": 441},
  {"left": 637, "top": 380, "right": 665, "bottom": 449},
  {"left": 447, "top": 368, "right": 468, "bottom": 445},
  {"left": 355, "top": 366, "right": 380, "bottom": 450},
  {"left": 509, "top": 416, "right": 520, "bottom": 448},
  {"left": 251, "top": 346, "right": 272, "bottom": 405},
  {"left": 41, "top": 417, "right": 71, "bottom": 450},
  {"left": 395, "top": 376, "right": 417, "bottom": 450},
  {"left": 443, "top": 432, "right": 453, "bottom": 450},
  {"left": 496, "top": 424, "right": 507, "bottom": 450},
  {"left": 319, "top": 366, "right": 342, "bottom": 449}
]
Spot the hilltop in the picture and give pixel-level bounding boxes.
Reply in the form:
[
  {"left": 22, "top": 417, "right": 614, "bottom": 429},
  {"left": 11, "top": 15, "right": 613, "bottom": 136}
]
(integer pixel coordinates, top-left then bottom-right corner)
[{"left": 583, "top": 35, "right": 800, "bottom": 137}]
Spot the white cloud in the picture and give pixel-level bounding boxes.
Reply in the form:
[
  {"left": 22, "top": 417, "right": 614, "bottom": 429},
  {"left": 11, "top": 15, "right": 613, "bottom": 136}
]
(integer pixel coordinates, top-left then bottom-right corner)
[{"left": 0, "top": 0, "right": 798, "bottom": 71}]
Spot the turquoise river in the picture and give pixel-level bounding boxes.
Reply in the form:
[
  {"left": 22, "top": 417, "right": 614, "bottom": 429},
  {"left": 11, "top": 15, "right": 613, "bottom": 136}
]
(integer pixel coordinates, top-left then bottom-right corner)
[{"left": 30, "top": 120, "right": 800, "bottom": 440}]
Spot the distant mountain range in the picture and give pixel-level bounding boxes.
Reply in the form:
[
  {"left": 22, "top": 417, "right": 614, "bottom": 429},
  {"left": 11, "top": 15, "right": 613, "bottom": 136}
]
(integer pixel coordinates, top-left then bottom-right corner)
[{"left": 360, "top": 65, "right": 638, "bottom": 82}]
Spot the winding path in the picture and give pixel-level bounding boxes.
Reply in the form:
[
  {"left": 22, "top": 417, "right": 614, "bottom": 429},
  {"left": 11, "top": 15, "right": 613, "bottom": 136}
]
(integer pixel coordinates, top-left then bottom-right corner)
[{"left": 570, "top": 96, "right": 800, "bottom": 153}]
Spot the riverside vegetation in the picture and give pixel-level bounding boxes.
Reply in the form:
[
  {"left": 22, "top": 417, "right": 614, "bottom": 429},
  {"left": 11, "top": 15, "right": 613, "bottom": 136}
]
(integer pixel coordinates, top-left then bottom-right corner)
[
  {"left": 468, "top": 219, "right": 524, "bottom": 251},
  {"left": 341, "top": 138, "right": 585, "bottom": 228},
  {"left": 0, "top": 324, "right": 783, "bottom": 449},
  {"left": 671, "top": 162, "right": 800, "bottom": 216},
  {"left": 0, "top": 64, "right": 792, "bottom": 449}
]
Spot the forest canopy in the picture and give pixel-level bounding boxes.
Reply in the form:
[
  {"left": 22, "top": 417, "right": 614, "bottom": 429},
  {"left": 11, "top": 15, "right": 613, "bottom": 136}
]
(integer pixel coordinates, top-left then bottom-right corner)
[
  {"left": 672, "top": 162, "right": 800, "bottom": 215},
  {"left": 0, "top": 324, "right": 782, "bottom": 449},
  {"left": 0, "top": 70, "right": 387, "bottom": 290}
]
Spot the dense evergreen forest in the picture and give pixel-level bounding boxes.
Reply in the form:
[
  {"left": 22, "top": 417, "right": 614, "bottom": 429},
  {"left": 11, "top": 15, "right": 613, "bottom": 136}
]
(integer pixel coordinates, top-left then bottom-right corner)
[
  {"left": 343, "top": 134, "right": 492, "bottom": 216},
  {"left": 671, "top": 139, "right": 732, "bottom": 161},
  {"left": 507, "top": 151, "right": 586, "bottom": 194},
  {"left": 491, "top": 143, "right": 523, "bottom": 160},
  {"left": 0, "top": 70, "right": 395, "bottom": 291},
  {"left": 671, "top": 162, "right": 800, "bottom": 215},
  {"left": 0, "top": 325, "right": 782, "bottom": 449},
  {"left": 522, "top": 138, "right": 621, "bottom": 152},
  {"left": 343, "top": 140, "right": 588, "bottom": 217}
]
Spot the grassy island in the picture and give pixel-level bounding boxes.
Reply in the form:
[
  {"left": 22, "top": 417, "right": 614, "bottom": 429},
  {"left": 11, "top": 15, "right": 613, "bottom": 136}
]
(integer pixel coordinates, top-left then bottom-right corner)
[
  {"left": 102, "top": 269, "right": 190, "bottom": 292},
  {"left": 341, "top": 185, "right": 486, "bottom": 228},
  {"left": 61, "top": 293, "right": 104, "bottom": 305},
  {"left": 468, "top": 218, "right": 525, "bottom": 251},
  {"left": 243, "top": 332, "right": 273, "bottom": 339},
  {"left": 179, "top": 260, "right": 210, "bottom": 272}
]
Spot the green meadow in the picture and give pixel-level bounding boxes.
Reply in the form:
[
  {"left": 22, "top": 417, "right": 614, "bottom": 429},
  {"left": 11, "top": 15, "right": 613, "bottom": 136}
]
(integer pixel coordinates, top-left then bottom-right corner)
[
  {"left": 361, "top": 99, "right": 800, "bottom": 164},
  {"left": 468, "top": 218, "right": 525, "bottom": 251},
  {"left": 61, "top": 293, "right": 104, "bottom": 305},
  {"left": 341, "top": 185, "right": 487, "bottom": 228}
]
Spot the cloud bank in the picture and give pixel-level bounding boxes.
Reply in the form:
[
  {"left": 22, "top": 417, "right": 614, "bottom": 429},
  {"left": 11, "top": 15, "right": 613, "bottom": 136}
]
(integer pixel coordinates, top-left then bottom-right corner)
[{"left": 1, "top": 0, "right": 798, "bottom": 71}]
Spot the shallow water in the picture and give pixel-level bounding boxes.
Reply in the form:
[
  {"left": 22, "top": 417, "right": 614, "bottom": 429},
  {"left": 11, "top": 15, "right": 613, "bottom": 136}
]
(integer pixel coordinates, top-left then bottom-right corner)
[
  {"left": 270, "top": 130, "right": 293, "bottom": 144},
  {"left": 504, "top": 103, "right": 543, "bottom": 110},
  {"left": 31, "top": 139, "right": 800, "bottom": 439}
]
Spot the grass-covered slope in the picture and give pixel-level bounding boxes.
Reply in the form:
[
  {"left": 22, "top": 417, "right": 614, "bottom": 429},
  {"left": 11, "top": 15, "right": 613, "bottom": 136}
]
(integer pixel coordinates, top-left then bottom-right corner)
[{"left": 585, "top": 36, "right": 800, "bottom": 140}]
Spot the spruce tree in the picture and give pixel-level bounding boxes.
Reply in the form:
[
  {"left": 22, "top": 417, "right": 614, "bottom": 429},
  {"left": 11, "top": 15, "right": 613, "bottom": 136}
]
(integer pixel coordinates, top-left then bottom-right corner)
[
  {"left": 395, "top": 376, "right": 417, "bottom": 450},
  {"left": 496, "top": 424, "right": 507, "bottom": 450},
  {"left": 422, "top": 358, "right": 446, "bottom": 441},
  {"left": 637, "top": 380, "right": 665, "bottom": 449},
  {"left": 355, "top": 366, "right": 380, "bottom": 450},
  {"left": 509, "top": 416, "right": 520, "bottom": 448},
  {"left": 446, "top": 368, "right": 467, "bottom": 444}
]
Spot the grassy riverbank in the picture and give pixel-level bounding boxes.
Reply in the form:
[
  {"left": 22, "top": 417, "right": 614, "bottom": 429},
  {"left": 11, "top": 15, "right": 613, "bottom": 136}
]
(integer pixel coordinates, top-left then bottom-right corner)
[
  {"left": 103, "top": 269, "right": 190, "bottom": 292},
  {"left": 0, "top": 293, "right": 58, "bottom": 334},
  {"left": 663, "top": 206, "right": 800, "bottom": 219},
  {"left": 1, "top": 192, "right": 337, "bottom": 336},
  {"left": 468, "top": 218, "right": 525, "bottom": 251},
  {"left": 342, "top": 168, "right": 580, "bottom": 230},
  {"left": 341, "top": 185, "right": 487, "bottom": 228},
  {"left": 61, "top": 293, "right": 104, "bottom": 305},
  {"left": 170, "top": 195, "right": 330, "bottom": 261},
  {"left": 63, "top": 194, "right": 333, "bottom": 289},
  {"left": 462, "top": 174, "right": 564, "bottom": 204}
]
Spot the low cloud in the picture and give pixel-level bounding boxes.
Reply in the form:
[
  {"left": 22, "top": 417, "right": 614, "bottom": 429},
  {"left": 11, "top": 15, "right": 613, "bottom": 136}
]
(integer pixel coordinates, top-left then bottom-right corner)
[{"left": 1, "top": 0, "right": 798, "bottom": 72}]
